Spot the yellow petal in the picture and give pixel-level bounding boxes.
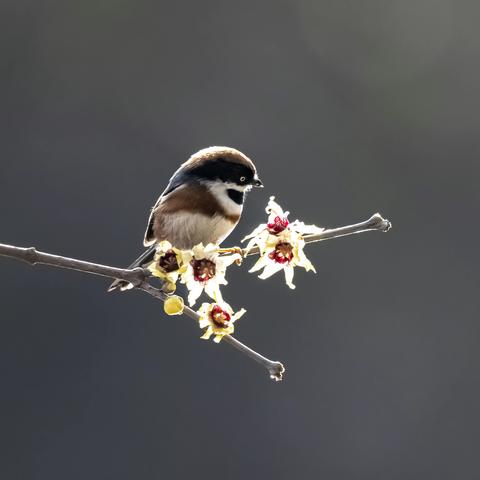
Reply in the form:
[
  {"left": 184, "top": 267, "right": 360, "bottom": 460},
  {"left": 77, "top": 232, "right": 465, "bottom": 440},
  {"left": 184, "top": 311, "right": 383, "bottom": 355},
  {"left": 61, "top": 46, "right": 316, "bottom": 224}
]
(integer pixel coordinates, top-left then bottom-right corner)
[
  {"left": 296, "top": 245, "right": 316, "bottom": 273},
  {"left": 148, "top": 264, "right": 164, "bottom": 279},
  {"left": 187, "top": 282, "right": 203, "bottom": 306},
  {"left": 266, "top": 196, "right": 284, "bottom": 216},
  {"left": 232, "top": 308, "right": 247, "bottom": 321},
  {"left": 157, "top": 240, "right": 173, "bottom": 252},
  {"left": 198, "top": 318, "right": 210, "bottom": 328},
  {"left": 222, "top": 253, "right": 242, "bottom": 267},
  {"left": 284, "top": 266, "right": 296, "bottom": 289},
  {"left": 205, "top": 282, "right": 223, "bottom": 303},
  {"left": 291, "top": 220, "right": 324, "bottom": 235},
  {"left": 200, "top": 327, "right": 213, "bottom": 340},
  {"left": 163, "top": 295, "right": 184, "bottom": 315},
  {"left": 178, "top": 264, "right": 189, "bottom": 274},
  {"left": 258, "top": 261, "right": 284, "bottom": 279},
  {"left": 241, "top": 223, "right": 267, "bottom": 242},
  {"left": 249, "top": 254, "right": 269, "bottom": 273},
  {"left": 192, "top": 243, "right": 206, "bottom": 258}
]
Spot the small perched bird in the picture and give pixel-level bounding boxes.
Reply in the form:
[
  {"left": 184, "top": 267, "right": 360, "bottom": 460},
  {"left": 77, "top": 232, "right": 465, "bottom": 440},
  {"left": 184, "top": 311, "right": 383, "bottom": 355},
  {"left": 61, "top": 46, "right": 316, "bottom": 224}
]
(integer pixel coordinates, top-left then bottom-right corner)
[{"left": 108, "top": 146, "right": 263, "bottom": 291}]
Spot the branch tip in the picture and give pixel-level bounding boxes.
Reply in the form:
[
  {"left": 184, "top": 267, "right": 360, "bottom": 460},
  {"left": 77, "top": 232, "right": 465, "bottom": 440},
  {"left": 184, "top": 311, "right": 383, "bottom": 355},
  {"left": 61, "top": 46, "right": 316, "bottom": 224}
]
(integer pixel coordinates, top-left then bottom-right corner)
[
  {"left": 268, "top": 362, "right": 285, "bottom": 382},
  {"left": 368, "top": 213, "right": 392, "bottom": 232},
  {"left": 0, "top": 208, "right": 391, "bottom": 382}
]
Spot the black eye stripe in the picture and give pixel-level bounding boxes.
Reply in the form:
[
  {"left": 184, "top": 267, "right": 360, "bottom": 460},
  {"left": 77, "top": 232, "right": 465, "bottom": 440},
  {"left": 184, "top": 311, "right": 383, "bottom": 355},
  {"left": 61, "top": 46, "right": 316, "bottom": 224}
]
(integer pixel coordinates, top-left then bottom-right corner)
[{"left": 189, "top": 159, "right": 254, "bottom": 185}]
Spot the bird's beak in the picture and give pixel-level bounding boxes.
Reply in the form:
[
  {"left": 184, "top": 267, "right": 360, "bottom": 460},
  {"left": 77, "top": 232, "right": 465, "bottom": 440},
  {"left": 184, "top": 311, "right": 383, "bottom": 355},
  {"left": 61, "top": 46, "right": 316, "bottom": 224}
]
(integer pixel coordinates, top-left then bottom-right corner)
[{"left": 253, "top": 176, "right": 264, "bottom": 188}]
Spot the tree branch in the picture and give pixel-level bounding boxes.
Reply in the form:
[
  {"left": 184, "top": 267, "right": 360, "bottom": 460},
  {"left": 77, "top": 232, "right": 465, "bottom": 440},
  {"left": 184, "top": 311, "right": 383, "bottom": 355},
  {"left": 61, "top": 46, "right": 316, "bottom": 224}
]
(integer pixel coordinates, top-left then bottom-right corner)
[
  {"left": 0, "top": 212, "right": 390, "bottom": 383},
  {"left": 0, "top": 243, "right": 150, "bottom": 286},
  {"left": 241, "top": 212, "right": 392, "bottom": 256},
  {"left": 138, "top": 282, "right": 284, "bottom": 380},
  {"left": 0, "top": 243, "right": 285, "bottom": 381}
]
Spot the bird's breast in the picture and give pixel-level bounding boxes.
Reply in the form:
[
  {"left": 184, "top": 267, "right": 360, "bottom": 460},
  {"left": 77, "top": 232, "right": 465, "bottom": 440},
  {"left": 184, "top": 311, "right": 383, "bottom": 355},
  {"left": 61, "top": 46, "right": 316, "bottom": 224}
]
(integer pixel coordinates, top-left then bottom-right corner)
[
  {"left": 159, "top": 211, "right": 238, "bottom": 249},
  {"left": 149, "top": 182, "right": 242, "bottom": 249}
]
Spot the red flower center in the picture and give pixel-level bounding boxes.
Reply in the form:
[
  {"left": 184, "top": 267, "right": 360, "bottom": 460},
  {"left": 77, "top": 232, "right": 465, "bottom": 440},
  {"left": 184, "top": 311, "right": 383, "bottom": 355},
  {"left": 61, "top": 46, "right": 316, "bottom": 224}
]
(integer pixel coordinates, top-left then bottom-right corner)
[
  {"left": 191, "top": 258, "right": 216, "bottom": 282},
  {"left": 158, "top": 250, "right": 179, "bottom": 272},
  {"left": 269, "top": 242, "right": 294, "bottom": 264},
  {"left": 210, "top": 305, "right": 231, "bottom": 328},
  {"left": 267, "top": 216, "right": 289, "bottom": 234}
]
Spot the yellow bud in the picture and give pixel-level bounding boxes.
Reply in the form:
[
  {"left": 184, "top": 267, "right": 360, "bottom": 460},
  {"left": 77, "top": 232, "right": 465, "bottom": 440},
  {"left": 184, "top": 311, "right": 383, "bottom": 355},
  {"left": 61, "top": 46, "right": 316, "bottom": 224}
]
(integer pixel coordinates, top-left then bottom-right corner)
[{"left": 163, "top": 295, "right": 184, "bottom": 316}]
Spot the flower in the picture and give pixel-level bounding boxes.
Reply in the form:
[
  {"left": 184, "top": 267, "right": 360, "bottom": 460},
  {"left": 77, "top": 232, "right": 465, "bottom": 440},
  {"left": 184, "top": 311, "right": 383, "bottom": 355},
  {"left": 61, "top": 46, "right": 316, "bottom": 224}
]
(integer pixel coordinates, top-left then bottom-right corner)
[
  {"left": 267, "top": 215, "right": 289, "bottom": 235},
  {"left": 197, "top": 302, "right": 246, "bottom": 343},
  {"left": 163, "top": 295, "right": 185, "bottom": 315},
  {"left": 180, "top": 243, "right": 241, "bottom": 306},
  {"left": 242, "top": 196, "right": 323, "bottom": 289},
  {"left": 148, "top": 241, "right": 189, "bottom": 293},
  {"left": 242, "top": 197, "right": 289, "bottom": 252}
]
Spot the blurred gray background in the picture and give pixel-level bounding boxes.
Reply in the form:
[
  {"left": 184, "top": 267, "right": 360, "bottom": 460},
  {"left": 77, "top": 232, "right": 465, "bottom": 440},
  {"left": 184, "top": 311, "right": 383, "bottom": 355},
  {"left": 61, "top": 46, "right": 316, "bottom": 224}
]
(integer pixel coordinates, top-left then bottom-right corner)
[{"left": 1, "top": 1, "right": 479, "bottom": 479}]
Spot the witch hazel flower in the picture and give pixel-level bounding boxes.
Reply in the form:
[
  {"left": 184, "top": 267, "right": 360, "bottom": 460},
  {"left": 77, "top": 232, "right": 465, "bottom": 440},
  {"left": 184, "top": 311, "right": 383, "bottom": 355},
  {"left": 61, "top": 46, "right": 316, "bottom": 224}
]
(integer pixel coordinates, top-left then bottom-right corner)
[
  {"left": 197, "top": 301, "right": 246, "bottom": 343},
  {"left": 180, "top": 243, "right": 241, "bottom": 306},
  {"left": 242, "top": 196, "right": 324, "bottom": 289},
  {"left": 148, "top": 240, "right": 189, "bottom": 293},
  {"left": 241, "top": 197, "right": 290, "bottom": 251},
  {"left": 249, "top": 233, "right": 315, "bottom": 289}
]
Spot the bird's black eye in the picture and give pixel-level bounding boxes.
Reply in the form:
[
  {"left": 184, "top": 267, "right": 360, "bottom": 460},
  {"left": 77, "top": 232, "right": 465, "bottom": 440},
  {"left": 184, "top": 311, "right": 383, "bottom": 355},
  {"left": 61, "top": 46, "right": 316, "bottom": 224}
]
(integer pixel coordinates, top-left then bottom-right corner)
[{"left": 240, "top": 176, "right": 246, "bottom": 183}]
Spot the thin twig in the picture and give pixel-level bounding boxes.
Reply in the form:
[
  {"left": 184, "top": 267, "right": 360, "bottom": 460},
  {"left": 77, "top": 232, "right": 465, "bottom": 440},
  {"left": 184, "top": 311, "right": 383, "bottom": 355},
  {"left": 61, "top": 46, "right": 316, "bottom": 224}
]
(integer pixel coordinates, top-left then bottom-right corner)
[
  {"left": 139, "top": 282, "right": 284, "bottom": 380},
  {"left": 216, "top": 212, "right": 391, "bottom": 257},
  {"left": 240, "top": 212, "right": 391, "bottom": 257},
  {"left": 0, "top": 212, "right": 390, "bottom": 383},
  {"left": 0, "top": 243, "right": 284, "bottom": 381},
  {"left": 301, "top": 212, "right": 391, "bottom": 244},
  {"left": 0, "top": 244, "right": 150, "bottom": 286}
]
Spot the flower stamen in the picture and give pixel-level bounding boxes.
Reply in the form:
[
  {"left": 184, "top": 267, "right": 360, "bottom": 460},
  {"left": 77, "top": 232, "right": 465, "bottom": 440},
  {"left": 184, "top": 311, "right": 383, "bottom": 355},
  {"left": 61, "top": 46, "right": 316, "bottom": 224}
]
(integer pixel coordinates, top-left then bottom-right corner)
[
  {"left": 157, "top": 250, "right": 179, "bottom": 272},
  {"left": 269, "top": 242, "right": 294, "bottom": 264},
  {"left": 191, "top": 258, "right": 216, "bottom": 282},
  {"left": 210, "top": 305, "right": 231, "bottom": 328}
]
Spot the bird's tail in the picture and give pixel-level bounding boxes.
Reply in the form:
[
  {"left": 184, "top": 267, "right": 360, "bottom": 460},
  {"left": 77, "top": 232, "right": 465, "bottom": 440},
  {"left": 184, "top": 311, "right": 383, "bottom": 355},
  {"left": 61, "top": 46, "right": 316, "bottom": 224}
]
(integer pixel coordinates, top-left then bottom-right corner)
[{"left": 107, "top": 245, "right": 157, "bottom": 292}]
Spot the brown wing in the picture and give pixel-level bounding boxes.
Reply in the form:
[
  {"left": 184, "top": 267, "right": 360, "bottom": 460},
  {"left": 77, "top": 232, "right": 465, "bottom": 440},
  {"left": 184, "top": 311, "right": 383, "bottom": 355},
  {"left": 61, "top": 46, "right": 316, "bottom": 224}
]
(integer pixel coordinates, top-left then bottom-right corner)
[
  {"left": 143, "top": 183, "right": 239, "bottom": 246},
  {"left": 144, "top": 199, "right": 162, "bottom": 246},
  {"left": 143, "top": 184, "right": 210, "bottom": 246}
]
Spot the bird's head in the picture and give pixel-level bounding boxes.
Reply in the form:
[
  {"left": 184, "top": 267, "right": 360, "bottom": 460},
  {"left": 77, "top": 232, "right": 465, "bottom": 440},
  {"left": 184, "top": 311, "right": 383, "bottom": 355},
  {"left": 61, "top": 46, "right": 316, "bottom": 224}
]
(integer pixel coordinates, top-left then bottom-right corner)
[{"left": 183, "top": 146, "right": 263, "bottom": 192}]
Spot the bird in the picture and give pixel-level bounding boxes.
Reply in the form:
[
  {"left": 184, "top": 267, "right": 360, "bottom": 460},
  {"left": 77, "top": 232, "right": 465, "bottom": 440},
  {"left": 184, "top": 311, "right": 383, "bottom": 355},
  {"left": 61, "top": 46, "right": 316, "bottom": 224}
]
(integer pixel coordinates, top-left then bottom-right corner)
[{"left": 108, "top": 146, "right": 263, "bottom": 292}]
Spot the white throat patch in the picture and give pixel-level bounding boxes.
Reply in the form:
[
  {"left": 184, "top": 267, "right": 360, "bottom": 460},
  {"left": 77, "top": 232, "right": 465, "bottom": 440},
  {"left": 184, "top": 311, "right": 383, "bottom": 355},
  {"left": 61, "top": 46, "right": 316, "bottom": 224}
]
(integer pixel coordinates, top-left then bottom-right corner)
[{"left": 205, "top": 181, "right": 248, "bottom": 216}]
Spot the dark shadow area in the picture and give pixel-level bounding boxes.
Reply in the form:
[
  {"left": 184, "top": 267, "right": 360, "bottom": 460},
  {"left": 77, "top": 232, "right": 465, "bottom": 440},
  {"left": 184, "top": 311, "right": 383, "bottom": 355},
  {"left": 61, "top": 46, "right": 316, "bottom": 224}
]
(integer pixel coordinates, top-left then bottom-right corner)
[{"left": 1, "top": 1, "right": 479, "bottom": 479}]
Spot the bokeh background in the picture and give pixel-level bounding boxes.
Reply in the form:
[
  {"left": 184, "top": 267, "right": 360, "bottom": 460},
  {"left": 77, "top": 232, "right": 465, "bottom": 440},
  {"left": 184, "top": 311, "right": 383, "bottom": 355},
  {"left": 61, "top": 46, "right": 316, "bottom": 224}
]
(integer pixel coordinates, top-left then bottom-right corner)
[{"left": 1, "top": 1, "right": 479, "bottom": 479}]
